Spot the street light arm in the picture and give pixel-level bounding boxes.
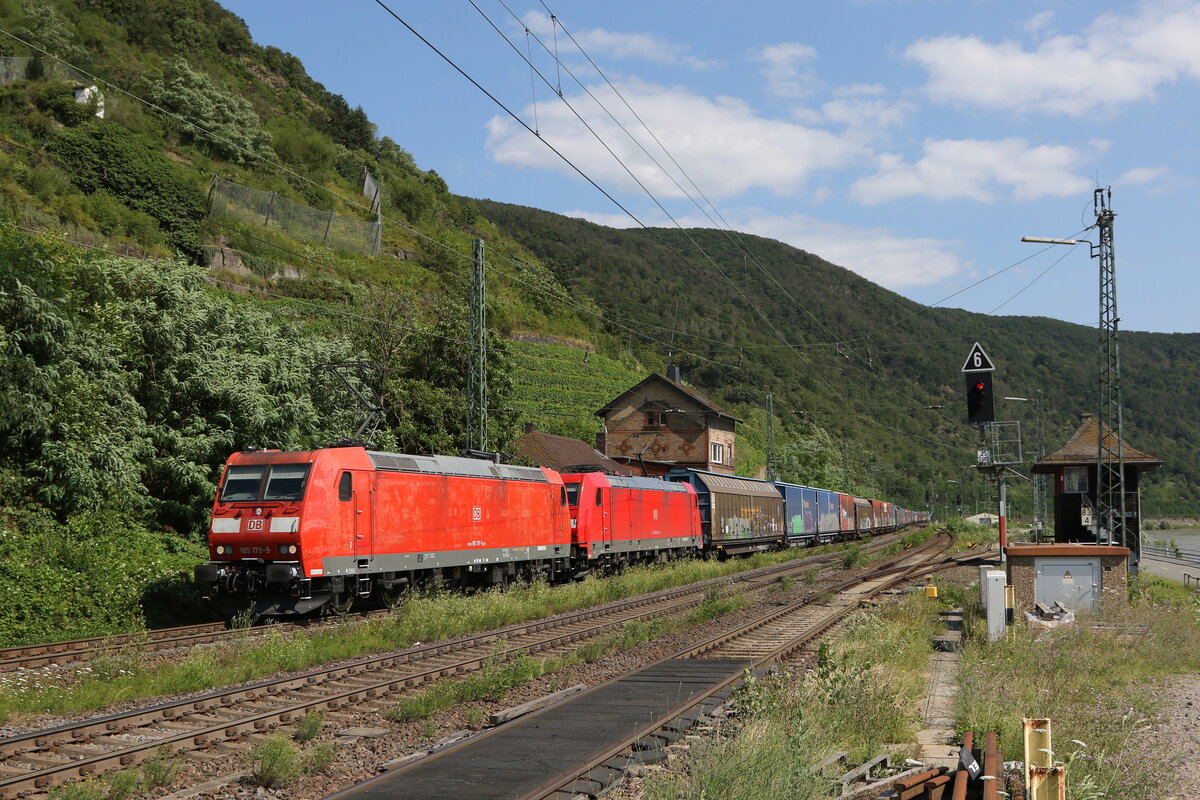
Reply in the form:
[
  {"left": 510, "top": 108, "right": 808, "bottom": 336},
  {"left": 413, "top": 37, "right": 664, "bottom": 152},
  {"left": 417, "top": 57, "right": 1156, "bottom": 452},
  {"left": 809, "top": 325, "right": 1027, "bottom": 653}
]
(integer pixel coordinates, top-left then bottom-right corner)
[{"left": 1021, "top": 236, "right": 1084, "bottom": 245}]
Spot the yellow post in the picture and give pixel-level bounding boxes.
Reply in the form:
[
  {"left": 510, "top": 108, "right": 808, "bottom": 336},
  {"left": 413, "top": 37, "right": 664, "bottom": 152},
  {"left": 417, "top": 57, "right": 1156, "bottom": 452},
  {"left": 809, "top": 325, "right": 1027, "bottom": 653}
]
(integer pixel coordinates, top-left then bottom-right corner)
[
  {"left": 1029, "top": 765, "right": 1066, "bottom": 799},
  {"left": 924, "top": 576, "right": 938, "bottom": 598},
  {"left": 1023, "top": 718, "right": 1053, "bottom": 795}
]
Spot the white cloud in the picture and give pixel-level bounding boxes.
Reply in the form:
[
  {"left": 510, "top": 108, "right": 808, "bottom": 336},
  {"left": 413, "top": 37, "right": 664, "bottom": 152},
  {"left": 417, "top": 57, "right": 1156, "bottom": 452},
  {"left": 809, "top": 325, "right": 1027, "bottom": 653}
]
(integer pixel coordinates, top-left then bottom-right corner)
[
  {"left": 851, "top": 138, "right": 1104, "bottom": 204},
  {"left": 522, "top": 11, "right": 718, "bottom": 68},
  {"left": 563, "top": 208, "right": 963, "bottom": 289},
  {"left": 754, "top": 42, "right": 820, "bottom": 98},
  {"left": 907, "top": 2, "right": 1200, "bottom": 115},
  {"left": 1117, "top": 166, "right": 1168, "bottom": 184},
  {"left": 486, "top": 80, "right": 864, "bottom": 199},
  {"left": 743, "top": 213, "right": 963, "bottom": 288},
  {"left": 1024, "top": 10, "right": 1055, "bottom": 37},
  {"left": 819, "top": 96, "right": 913, "bottom": 133}
]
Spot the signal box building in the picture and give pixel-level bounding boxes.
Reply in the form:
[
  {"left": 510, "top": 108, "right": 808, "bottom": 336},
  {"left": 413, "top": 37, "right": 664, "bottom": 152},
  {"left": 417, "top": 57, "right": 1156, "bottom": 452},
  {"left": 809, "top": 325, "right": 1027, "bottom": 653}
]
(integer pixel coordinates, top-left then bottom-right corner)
[
  {"left": 1032, "top": 412, "right": 1162, "bottom": 554},
  {"left": 595, "top": 368, "right": 742, "bottom": 477}
]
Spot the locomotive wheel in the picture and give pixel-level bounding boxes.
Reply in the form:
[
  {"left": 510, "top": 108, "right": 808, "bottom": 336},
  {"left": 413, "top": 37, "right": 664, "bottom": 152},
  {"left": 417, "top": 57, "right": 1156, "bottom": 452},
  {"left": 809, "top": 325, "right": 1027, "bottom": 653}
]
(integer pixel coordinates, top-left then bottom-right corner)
[
  {"left": 379, "top": 586, "right": 404, "bottom": 609},
  {"left": 327, "top": 592, "right": 355, "bottom": 616}
]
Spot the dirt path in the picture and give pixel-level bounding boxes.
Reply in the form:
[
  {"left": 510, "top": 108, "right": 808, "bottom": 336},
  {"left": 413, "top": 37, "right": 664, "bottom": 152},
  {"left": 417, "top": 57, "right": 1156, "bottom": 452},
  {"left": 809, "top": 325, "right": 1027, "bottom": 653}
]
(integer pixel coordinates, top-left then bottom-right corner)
[{"left": 1154, "top": 672, "right": 1200, "bottom": 799}]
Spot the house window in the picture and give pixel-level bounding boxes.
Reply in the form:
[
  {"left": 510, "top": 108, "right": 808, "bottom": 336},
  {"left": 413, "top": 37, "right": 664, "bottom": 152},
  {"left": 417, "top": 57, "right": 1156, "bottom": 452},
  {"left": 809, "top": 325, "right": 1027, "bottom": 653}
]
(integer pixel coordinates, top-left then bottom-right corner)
[
  {"left": 710, "top": 442, "right": 724, "bottom": 465},
  {"left": 1064, "top": 467, "right": 1088, "bottom": 494}
]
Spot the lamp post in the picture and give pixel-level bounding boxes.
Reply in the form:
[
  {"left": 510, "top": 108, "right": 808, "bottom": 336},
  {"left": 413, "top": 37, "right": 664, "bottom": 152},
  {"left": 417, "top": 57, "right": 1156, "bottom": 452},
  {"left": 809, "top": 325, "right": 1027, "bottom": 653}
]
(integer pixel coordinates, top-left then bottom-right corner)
[{"left": 1022, "top": 187, "right": 1128, "bottom": 559}]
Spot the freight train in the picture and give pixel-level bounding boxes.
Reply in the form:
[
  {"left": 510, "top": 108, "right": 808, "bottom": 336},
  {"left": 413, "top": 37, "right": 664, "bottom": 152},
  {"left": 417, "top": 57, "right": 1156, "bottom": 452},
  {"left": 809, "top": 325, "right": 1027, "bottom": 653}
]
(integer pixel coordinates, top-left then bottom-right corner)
[{"left": 194, "top": 445, "right": 928, "bottom": 616}]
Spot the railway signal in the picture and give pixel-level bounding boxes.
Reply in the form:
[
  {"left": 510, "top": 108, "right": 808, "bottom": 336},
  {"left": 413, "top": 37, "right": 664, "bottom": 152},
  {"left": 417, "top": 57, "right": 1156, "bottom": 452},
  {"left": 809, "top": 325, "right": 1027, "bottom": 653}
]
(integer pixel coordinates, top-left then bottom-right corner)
[
  {"left": 961, "top": 343, "right": 996, "bottom": 425},
  {"left": 965, "top": 373, "right": 995, "bottom": 424}
]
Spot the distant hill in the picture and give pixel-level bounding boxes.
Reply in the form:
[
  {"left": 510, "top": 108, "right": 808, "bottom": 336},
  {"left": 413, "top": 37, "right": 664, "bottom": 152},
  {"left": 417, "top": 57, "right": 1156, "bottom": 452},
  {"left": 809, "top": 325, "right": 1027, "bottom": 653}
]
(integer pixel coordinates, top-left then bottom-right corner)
[{"left": 475, "top": 199, "right": 1200, "bottom": 517}]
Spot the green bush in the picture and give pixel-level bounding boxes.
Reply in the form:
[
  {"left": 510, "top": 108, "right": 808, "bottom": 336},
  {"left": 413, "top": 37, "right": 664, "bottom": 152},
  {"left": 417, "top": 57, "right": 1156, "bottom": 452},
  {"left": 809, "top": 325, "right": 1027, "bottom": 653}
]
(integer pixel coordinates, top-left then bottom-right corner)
[
  {"left": 149, "top": 57, "right": 272, "bottom": 165},
  {"left": 0, "top": 508, "right": 205, "bottom": 644},
  {"left": 36, "top": 83, "right": 91, "bottom": 127},
  {"left": 293, "top": 711, "right": 324, "bottom": 742},
  {"left": 49, "top": 124, "right": 205, "bottom": 260},
  {"left": 250, "top": 734, "right": 301, "bottom": 788}
]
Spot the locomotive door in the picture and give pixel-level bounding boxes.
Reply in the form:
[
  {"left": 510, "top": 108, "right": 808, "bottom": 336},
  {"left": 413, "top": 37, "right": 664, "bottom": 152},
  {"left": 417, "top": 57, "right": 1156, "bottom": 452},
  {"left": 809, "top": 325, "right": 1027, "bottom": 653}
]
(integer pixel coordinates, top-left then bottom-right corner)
[
  {"left": 596, "top": 485, "right": 612, "bottom": 552},
  {"left": 337, "top": 470, "right": 376, "bottom": 567}
]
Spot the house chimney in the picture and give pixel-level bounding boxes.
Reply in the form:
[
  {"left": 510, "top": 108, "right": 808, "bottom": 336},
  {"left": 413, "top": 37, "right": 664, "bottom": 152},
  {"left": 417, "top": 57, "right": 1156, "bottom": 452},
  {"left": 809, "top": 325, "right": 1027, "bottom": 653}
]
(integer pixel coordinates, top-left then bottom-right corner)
[
  {"left": 667, "top": 364, "right": 681, "bottom": 383},
  {"left": 524, "top": 422, "right": 537, "bottom": 434}
]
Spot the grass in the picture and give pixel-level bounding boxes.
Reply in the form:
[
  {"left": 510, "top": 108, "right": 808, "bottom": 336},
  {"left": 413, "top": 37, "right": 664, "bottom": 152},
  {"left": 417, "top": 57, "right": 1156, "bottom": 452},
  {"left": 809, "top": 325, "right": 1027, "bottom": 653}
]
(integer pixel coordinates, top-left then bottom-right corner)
[
  {"left": 642, "top": 593, "right": 943, "bottom": 800},
  {"left": 941, "top": 518, "right": 997, "bottom": 548},
  {"left": 955, "top": 582, "right": 1200, "bottom": 800},
  {"left": 0, "top": 539, "right": 872, "bottom": 723},
  {"left": 47, "top": 747, "right": 179, "bottom": 800},
  {"left": 248, "top": 734, "right": 337, "bottom": 788}
]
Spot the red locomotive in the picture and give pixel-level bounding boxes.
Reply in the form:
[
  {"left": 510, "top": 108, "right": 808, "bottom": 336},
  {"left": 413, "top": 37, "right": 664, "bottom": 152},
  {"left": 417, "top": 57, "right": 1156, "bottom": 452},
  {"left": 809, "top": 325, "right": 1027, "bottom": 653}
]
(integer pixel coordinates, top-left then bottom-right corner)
[
  {"left": 563, "top": 473, "right": 702, "bottom": 566},
  {"left": 195, "top": 446, "right": 571, "bottom": 615}
]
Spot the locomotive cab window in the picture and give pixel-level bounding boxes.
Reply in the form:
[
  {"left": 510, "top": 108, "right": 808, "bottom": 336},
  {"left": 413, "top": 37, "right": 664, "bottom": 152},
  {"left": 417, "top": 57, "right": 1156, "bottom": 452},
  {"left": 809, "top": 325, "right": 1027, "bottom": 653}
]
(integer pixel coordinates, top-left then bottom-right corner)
[
  {"left": 565, "top": 484, "right": 580, "bottom": 507},
  {"left": 595, "top": 488, "right": 603, "bottom": 506},
  {"left": 338, "top": 471, "right": 353, "bottom": 501},
  {"left": 560, "top": 486, "right": 567, "bottom": 505},
  {"left": 220, "top": 465, "right": 266, "bottom": 502},
  {"left": 263, "top": 464, "right": 311, "bottom": 501}
]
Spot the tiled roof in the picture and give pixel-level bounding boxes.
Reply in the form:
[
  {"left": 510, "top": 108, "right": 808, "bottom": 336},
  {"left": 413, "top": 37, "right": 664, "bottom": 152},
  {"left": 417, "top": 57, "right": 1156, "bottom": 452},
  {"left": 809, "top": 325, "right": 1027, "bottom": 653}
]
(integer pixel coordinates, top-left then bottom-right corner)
[
  {"left": 595, "top": 373, "right": 744, "bottom": 423},
  {"left": 508, "top": 428, "right": 633, "bottom": 475},
  {"left": 1033, "top": 413, "right": 1162, "bottom": 473}
]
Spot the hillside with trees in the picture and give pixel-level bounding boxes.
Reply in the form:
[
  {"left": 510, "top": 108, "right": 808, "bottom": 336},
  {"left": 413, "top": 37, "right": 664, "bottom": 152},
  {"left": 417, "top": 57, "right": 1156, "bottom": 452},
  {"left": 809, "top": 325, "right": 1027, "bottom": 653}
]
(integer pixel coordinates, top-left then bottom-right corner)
[{"left": 0, "top": 0, "right": 1195, "bottom": 643}]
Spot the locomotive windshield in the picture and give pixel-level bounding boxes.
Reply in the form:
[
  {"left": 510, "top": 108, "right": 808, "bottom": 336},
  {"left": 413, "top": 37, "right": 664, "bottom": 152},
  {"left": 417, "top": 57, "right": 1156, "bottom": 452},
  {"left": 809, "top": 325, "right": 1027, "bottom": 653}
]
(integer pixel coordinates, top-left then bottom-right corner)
[
  {"left": 219, "top": 463, "right": 311, "bottom": 502},
  {"left": 263, "top": 464, "right": 311, "bottom": 501},
  {"left": 565, "top": 483, "right": 580, "bottom": 507},
  {"left": 220, "top": 465, "right": 265, "bottom": 501}
]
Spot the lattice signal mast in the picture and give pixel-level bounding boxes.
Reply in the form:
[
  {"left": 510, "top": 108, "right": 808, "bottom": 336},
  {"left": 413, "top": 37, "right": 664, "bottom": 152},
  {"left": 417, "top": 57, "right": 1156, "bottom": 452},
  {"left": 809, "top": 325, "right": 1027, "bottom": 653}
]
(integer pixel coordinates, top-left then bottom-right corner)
[
  {"left": 467, "top": 238, "right": 488, "bottom": 453},
  {"left": 1094, "top": 188, "right": 1127, "bottom": 549}
]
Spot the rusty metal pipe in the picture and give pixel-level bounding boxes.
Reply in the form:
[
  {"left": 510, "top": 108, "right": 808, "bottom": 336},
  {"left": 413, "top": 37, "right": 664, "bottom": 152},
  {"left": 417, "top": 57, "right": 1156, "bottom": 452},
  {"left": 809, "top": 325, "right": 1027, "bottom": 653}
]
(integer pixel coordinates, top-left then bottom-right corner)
[
  {"left": 984, "top": 731, "right": 1000, "bottom": 800},
  {"left": 951, "top": 731, "right": 972, "bottom": 800}
]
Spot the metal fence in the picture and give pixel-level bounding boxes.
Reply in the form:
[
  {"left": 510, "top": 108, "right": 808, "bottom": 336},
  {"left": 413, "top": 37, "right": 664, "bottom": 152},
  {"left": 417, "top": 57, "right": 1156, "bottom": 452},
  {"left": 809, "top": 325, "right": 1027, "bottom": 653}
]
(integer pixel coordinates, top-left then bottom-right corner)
[
  {"left": 1142, "top": 542, "right": 1200, "bottom": 566},
  {"left": 208, "top": 176, "right": 381, "bottom": 256}
]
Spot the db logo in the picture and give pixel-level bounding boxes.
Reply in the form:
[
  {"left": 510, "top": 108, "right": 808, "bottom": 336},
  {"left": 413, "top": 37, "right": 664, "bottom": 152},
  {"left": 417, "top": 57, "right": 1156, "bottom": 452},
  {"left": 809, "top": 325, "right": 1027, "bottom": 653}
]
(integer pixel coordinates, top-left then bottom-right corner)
[{"left": 246, "top": 518, "right": 265, "bottom": 532}]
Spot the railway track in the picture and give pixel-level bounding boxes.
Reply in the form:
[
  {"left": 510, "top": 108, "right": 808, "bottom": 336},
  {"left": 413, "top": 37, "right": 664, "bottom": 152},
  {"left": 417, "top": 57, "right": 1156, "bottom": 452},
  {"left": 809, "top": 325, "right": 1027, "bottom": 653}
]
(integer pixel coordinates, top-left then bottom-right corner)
[
  {"left": 0, "top": 534, "right": 908, "bottom": 676},
  {"left": 324, "top": 536, "right": 980, "bottom": 800},
  {"left": 0, "top": 532, "right": 919, "bottom": 797}
]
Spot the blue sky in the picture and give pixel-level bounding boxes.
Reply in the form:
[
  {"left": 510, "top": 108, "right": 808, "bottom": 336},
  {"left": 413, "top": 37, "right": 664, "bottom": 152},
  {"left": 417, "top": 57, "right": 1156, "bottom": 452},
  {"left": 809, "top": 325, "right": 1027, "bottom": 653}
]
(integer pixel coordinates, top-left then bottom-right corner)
[{"left": 223, "top": 0, "right": 1200, "bottom": 334}]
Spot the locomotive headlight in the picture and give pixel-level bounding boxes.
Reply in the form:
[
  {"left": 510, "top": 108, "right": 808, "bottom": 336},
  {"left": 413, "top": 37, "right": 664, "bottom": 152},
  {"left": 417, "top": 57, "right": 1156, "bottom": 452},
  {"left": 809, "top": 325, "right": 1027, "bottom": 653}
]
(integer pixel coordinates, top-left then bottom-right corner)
[
  {"left": 216, "top": 545, "right": 226, "bottom": 555},
  {"left": 279, "top": 545, "right": 298, "bottom": 555}
]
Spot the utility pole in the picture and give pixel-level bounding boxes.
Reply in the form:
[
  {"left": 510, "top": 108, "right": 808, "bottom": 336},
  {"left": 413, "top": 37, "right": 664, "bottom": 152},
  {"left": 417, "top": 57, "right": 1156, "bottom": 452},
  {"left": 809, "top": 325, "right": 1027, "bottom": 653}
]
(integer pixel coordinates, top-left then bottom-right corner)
[
  {"left": 765, "top": 393, "right": 777, "bottom": 481},
  {"left": 467, "top": 238, "right": 487, "bottom": 453},
  {"left": 1034, "top": 389, "right": 1047, "bottom": 541},
  {"left": 1023, "top": 189, "right": 1129, "bottom": 560},
  {"left": 1094, "top": 188, "right": 1128, "bottom": 556},
  {"left": 1005, "top": 392, "right": 1048, "bottom": 541}
]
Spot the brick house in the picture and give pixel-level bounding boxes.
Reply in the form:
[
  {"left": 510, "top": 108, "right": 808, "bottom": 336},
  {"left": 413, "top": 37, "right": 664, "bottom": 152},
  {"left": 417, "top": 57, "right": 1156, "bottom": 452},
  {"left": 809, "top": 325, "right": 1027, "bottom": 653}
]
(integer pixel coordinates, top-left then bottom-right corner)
[{"left": 594, "top": 368, "right": 742, "bottom": 476}]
